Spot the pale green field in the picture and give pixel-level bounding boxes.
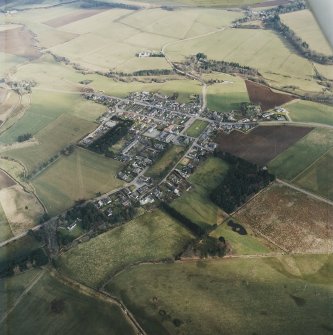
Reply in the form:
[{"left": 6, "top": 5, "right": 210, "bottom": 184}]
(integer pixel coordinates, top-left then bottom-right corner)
[
  {"left": 0, "top": 201, "right": 12, "bottom": 242},
  {"left": 4, "top": 114, "right": 96, "bottom": 172},
  {"left": 127, "top": 0, "right": 263, "bottom": 6},
  {"left": 287, "top": 100, "right": 333, "bottom": 126},
  {"left": 0, "top": 271, "right": 136, "bottom": 335},
  {"left": 281, "top": 9, "right": 332, "bottom": 56},
  {"left": 207, "top": 74, "right": 250, "bottom": 112},
  {"left": 0, "top": 52, "right": 27, "bottom": 77},
  {"left": 58, "top": 210, "right": 194, "bottom": 288},
  {"left": 315, "top": 63, "right": 333, "bottom": 81},
  {"left": 268, "top": 128, "right": 333, "bottom": 181},
  {"left": 185, "top": 119, "right": 208, "bottom": 137},
  {"left": 33, "top": 147, "right": 124, "bottom": 215},
  {"left": 107, "top": 254, "right": 333, "bottom": 335}
]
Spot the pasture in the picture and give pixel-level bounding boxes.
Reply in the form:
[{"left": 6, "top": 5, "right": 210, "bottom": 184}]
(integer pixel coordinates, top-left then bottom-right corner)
[
  {"left": 281, "top": 9, "right": 332, "bottom": 56},
  {"left": 33, "top": 147, "right": 124, "bottom": 215},
  {"left": 0, "top": 271, "right": 136, "bottom": 335},
  {"left": 58, "top": 210, "right": 194, "bottom": 288},
  {"left": 107, "top": 254, "right": 333, "bottom": 335},
  {"left": 268, "top": 128, "right": 333, "bottom": 181},
  {"left": 215, "top": 125, "right": 312, "bottom": 166},
  {"left": 286, "top": 100, "right": 333, "bottom": 126},
  {"left": 0, "top": 202, "right": 12, "bottom": 242},
  {"left": 185, "top": 119, "right": 208, "bottom": 137},
  {"left": 236, "top": 183, "right": 333, "bottom": 253}
]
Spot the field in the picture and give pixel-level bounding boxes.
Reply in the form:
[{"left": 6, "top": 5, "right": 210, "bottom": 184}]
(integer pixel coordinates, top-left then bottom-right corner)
[
  {"left": 107, "top": 254, "right": 333, "bottom": 335},
  {"left": 127, "top": 0, "right": 265, "bottom": 6},
  {"left": 33, "top": 147, "right": 124, "bottom": 215},
  {"left": 171, "top": 157, "right": 229, "bottom": 230},
  {"left": 286, "top": 100, "right": 333, "bottom": 126},
  {"left": 58, "top": 210, "right": 194, "bottom": 288},
  {"left": 293, "top": 148, "right": 333, "bottom": 201},
  {"left": 0, "top": 202, "right": 12, "bottom": 242},
  {"left": 245, "top": 80, "right": 295, "bottom": 111},
  {"left": 281, "top": 9, "right": 333, "bottom": 56},
  {"left": 207, "top": 74, "right": 250, "bottom": 113},
  {"left": 0, "top": 270, "right": 136, "bottom": 335},
  {"left": 215, "top": 125, "right": 313, "bottom": 166},
  {"left": 268, "top": 128, "right": 333, "bottom": 181},
  {"left": 146, "top": 145, "right": 186, "bottom": 180},
  {"left": 185, "top": 119, "right": 208, "bottom": 137},
  {"left": 236, "top": 183, "right": 333, "bottom": 253}
]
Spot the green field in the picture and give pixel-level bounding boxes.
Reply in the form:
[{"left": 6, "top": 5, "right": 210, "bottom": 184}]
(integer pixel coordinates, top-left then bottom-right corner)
[
  {"left": 58, "top": 210, "right": 194, "bottom": 288},
  {"left": 4, "top": 114, "right": 96, "bottom": 172},
  {"left": 0, "top": 271, "right": 136, "bottom": 335},
  {"left": 0, "top": 202, "right": 12, "bottom": 242},
  {"left": 185, "top": 119, "right": 209, "bottom": 137},
  {"left": 281, "top": 9, "right": 332, "bottom": 56},
  {"left": 33, "top": 147, "right": 124, "bottom": 215},
  {"left": 287, "top": 100, "right": 333, "bottom": 126},
  {"left": 146, "top": 145, "right": 186, "bottom": 180},
  {"left": 268, "top": 128, "right": 333, "bottom": 181},
  {"left": 127, "top": 0, "right": 263, "bottom": 7},
  {"left": 171, "top": 157, "right": 229, "bottom": 229},
  {"left": 107, "top": 254, "right": 333, "bottom": 335},
  {"left": 207, "top": 75, "right": 250, "bottom": 112},
  {"left": 293, "top": 148, "right": 333, "bottom": 201}
]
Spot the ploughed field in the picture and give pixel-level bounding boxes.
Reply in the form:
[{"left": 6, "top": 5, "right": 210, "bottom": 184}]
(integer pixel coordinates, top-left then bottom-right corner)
[{"left": 215, "top": 125, "right": 312, "bottom": 166}]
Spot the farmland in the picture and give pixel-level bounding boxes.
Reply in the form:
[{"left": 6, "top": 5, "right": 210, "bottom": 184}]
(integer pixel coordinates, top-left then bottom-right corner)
[
  {"left": 281, "top": 9, "right": 333, "bottom": 56},
  {"left": 58, "top": 210, "right": 194, "bottom": 288},
  {"left": 0, "top": 271, "right": 136, "bottom": 335},
  {"left": 268, "top": 128, "right": 333, "bottom": 181},
  {"left": 107, "top": 254, "right": 333, "bottom": 335},
  {"left": 33, "top": 148, "right": 124, "bottom": 215},
  {"left": 286, "top": 100, "right": 333, "bottom": 126},
  {"left": 185, "top": 119, "right": 208, "bottom": 138},
  {"left": 215, "top": 125, "right": 312, "bottom": 166},
  {"left": 236, "top": 183, "right": 333, "bottom": 253}
]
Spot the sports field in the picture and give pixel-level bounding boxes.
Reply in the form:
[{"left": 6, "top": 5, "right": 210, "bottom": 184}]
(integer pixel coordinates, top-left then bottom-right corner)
[
  {"left": 107, "top": 254, "right": 333, "bottom": 335},
  {"left": 281, "top": 9, "right": 333, "bottom": 56},
  {"left": 185, "top": 119, "right": 209, "bottom": 137},
  {"left": 0, "top": 271, "right": 136, "bottom": 335},
  {"left": 58, "top": 210, "right": 194, "bottom": 288},
  {"left": 33, "top": 148, "right": 124, "bottom": 215}
]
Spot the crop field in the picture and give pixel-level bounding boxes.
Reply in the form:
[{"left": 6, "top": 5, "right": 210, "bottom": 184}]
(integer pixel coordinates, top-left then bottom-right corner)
[
  {"left": 281, "top": 9, "right": 332, "bottom": 56},
  {"left": 315, "top": 63, "right": 333, "bottom": 81},
  {"left": 107, "top": 254, "right": 333, "bottom": 335},
  {"left": 268, "top": 128, "right": 333, "bottom": 181},
  {"left": 126, "top": 0, "right": 264, "bottom": 6},
  {"left": 5, "top": 114, "right": 96, "bottom": 172},
  {"left": 146, "top": 145, "right": 186, "bottom": 180},
  {"left": 245, "top": 80, "right": 295, "bottom": 111},
  {"left": 293, "top": 148, "right": 333, "bottom": 201},
  {"left": 58, "top": 210, "right": 194, "bottom": 288},
  {"left": 286, "top": 100, "right": 333, "bottom": 126},
  {"left": 0, "top": 202, "right": 11, "bottom": 242},
  {"left": 215, "top": 125, "right": 313, "bottom": 166},
  {"left": 207, "top": 75, "right": 250, "bottom": 113},
  {"left": 172, "top": 157, "right": 229, "bottom": 229},
  {"left": 0, "top": 271, "right": 136, "bottom": 335},
  {"left": 185, "top": 119, "right": 209, "bottom": 137},
  {"left": 236, "top": 183, "right": 333, "bottom": 253},
  {"left": 33, "top": 147, "right": 124, "bottom": 215}
]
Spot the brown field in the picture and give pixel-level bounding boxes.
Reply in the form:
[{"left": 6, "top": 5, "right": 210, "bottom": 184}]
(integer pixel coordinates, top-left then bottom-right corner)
[
  {"left": 245, "top": 80, "right": 295, "bottom": 111},
  {"left": 0, "top": 26, "right": 40, "bottom": 59},
  {"left": 236, "top": 183, "right": 333, "bottom": 253},
  {"left": 0, "top": 170, "right": 16, "bottom": 189},
  {"left": 215, "top": 125, "right": 312, "bottom": 166},
  {"left": 44, "top": 9, "right": 105, "bottom": 28}
]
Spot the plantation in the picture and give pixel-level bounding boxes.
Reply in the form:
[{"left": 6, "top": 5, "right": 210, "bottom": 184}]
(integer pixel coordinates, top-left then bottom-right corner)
[{"left": 58, "top": 210, "right": 194, "bottom": 288}]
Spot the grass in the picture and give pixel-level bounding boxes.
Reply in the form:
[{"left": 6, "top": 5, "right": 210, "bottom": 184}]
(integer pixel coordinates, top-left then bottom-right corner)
[
  {"left": 281, "top": 9, "right": 332, "bottom": 56},
  {"left": 287, "top": 100, "right": 333, "bottom": 126},
  {"left": 58, "top": 210, "right": 194, "bottom": 288},
  {"left": 0, "top": 271, "right": 136, "bottom": 335},
  {"left": 185, "top": 120, "right": 209, "bottom": 137},
  {"left": 0, "top": 202, "right": 12, "bottom": 242},
  {"left": 146, "top": 145, "right": 186, "bottom": 180},
  {"left": 268, "top": 128, "right": 333, "bottom": 181},
  {"left": 106, "top": 254, "right": 333, "bottom": 335},
  {"left": 294, "top": 148, "right": 333, "bottom": 201},
  {"left": 126, "top": 0, "right": 264, "bottom": 7},
  {"left": 171, "top": 157, "right": 229, "bottom": 229},
  {"left": 33, "top": 147, "right": 124, "bottom": 215},
  {"left": 207, "top": 75, "right": 250, "bottom": 113},
  {"left": 4, "top": 114, "right": 96, "bottom": 172}
]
